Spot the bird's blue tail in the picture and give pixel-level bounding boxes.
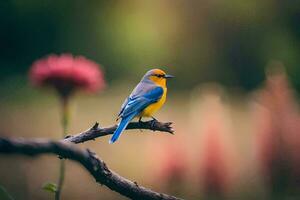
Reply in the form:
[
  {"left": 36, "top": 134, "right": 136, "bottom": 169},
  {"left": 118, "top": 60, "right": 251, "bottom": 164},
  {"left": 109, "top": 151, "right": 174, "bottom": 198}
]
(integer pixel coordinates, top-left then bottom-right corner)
[{"left": 109, "top": 114, "right": 135, "bottom": 144}]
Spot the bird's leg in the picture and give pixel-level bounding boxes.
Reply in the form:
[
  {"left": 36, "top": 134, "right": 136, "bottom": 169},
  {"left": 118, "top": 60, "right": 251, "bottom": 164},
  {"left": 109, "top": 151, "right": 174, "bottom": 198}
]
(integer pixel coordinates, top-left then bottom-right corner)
[
  {"left": 138, "top": 117, "right": 143, "bottom": 132},
  {"left": 138, "top": 117, "right": 143, "bottom": 123}
]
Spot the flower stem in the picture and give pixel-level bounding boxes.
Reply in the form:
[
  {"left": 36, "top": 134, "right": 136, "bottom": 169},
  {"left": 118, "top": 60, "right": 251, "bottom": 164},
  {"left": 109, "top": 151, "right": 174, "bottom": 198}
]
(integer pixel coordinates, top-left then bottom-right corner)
[
  {"left": 55, "top": 97, "right": 70, "bottom": 200},
  {"left": 56, "top": 160, "right": 65, "bottom": 200}
]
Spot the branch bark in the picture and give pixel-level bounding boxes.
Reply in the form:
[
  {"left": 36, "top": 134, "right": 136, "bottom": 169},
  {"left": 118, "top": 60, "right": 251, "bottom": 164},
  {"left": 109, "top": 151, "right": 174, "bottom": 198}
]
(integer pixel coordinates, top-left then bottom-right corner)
[
  {"left": 0, "top": 137, "right": 182, "bottom": 200},
  {"left": 64, "top": 120, "right": 174, "bottom": 144}
]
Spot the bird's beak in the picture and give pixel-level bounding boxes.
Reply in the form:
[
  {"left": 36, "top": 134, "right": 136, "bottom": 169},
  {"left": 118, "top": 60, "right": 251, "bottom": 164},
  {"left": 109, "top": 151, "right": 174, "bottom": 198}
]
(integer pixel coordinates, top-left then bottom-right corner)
[{"left": 164, "top": 74, "right": 175, "bottom": 79}]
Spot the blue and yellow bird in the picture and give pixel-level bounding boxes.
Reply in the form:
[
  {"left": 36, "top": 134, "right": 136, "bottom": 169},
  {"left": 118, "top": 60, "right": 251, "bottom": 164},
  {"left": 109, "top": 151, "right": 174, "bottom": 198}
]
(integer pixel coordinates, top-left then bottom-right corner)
[{"left": 110, "top": 69, "right": 174, "bottom": 143}]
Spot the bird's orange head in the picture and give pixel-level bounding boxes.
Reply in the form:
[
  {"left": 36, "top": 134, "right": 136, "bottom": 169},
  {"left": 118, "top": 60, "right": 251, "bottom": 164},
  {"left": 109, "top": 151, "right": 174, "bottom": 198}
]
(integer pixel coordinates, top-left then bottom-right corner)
[{"left": 142, "top": 68, "right": 174, "bottom": 87}]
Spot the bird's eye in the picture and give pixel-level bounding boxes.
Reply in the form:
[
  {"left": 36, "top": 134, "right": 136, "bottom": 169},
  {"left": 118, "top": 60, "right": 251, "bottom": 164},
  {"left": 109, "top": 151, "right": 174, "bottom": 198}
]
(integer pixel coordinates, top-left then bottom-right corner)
[{"left": 155, "top": 74, "right": 164, "bottom": 78}]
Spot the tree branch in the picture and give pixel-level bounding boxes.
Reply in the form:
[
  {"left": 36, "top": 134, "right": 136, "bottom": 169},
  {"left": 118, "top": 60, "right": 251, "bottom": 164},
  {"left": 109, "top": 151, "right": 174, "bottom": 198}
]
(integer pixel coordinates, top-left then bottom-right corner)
[
  {"left": 64, "top": 120, "right": 174, "bottom": 144},
  {"left": 0, "top": 137, "right": 182, "bottom": 200}
]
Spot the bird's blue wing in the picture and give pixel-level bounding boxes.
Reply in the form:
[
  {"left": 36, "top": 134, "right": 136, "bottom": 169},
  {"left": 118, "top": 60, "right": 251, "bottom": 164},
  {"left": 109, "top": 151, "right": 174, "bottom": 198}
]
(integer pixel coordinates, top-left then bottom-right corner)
[
  {"left": 117, "top": 97, "right": 129, "bottom": 119},
  {"left": 120, "top": 86, "right": 164, "bottom": 118},
  {"left": 117, "top": 81, "right": 147, "bottom": 119}
]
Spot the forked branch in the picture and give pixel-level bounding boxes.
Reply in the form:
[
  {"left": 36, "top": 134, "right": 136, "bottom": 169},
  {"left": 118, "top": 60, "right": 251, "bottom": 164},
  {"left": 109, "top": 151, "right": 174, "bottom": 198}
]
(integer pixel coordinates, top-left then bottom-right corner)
[{"left": 0, "top": 137, "right": 182, "bottom": 200}]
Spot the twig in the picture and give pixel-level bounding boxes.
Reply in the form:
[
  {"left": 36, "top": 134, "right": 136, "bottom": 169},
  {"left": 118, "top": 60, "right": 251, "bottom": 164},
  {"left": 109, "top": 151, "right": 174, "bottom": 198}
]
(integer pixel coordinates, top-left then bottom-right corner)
[
  {"left": 64, "top": 120, "right": 174, "bottom": 144},
  {"left": 0, "top": 137, "right": 182, "bottom": 200}
]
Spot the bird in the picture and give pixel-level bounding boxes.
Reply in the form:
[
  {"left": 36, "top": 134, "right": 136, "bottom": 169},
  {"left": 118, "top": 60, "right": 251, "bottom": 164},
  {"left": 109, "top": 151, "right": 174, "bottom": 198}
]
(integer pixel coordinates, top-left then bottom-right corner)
[{"left": 109, "top": 68, "right": 174, "bottom": 143}]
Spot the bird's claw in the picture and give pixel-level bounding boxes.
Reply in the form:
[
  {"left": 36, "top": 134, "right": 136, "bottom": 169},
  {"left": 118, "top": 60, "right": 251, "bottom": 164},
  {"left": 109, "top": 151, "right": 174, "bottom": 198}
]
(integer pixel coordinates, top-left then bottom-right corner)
[{"left": 150, "top": 119, "right": 158, "bottom": 130}]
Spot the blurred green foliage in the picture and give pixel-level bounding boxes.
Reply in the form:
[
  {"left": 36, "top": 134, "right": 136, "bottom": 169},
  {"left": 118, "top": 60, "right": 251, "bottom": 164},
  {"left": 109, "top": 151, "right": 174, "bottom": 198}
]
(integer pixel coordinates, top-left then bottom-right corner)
[
  {"left": 1, "top": 0, "right": 300, "bottom": 91},
  {"left": 42, "top": 182, "right": 57, "bottom": 194},
  {"left": 0, "top": 185, "right": 14, "bottom": 200}
]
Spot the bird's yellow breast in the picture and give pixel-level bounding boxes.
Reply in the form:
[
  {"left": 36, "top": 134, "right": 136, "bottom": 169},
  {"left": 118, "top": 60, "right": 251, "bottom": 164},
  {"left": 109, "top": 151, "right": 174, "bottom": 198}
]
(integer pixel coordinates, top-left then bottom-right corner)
[{"left": 140, "top": 87, "right": 167, "bottom": 117}]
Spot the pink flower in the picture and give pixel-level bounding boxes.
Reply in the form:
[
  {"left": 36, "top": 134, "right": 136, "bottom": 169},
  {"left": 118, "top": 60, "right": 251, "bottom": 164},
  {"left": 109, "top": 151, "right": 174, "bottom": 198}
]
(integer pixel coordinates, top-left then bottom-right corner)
[
  {"left": 157, "top": 142, "right": 187, "bottom": 183},
  {"left": 147, "top": 136, "right": 188, "bottom": 193},
  {"left": 254, "top": 67, "right": 300, "bottom": 192},
  {"left": 200, "top": 122, "right": 233, "bottom": 197},
  {"left": 195, "top": 93, "right": 236, "bottom": 198},
  {"left": 29, "top": 54, "right": 105, "bottom": 97}
]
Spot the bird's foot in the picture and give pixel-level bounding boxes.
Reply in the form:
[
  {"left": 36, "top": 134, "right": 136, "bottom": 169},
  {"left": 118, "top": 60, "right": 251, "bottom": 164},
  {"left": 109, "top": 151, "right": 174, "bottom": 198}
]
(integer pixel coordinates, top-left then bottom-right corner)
[{"left": 150, "top": 118, "right": 158, "bottom": 130}]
